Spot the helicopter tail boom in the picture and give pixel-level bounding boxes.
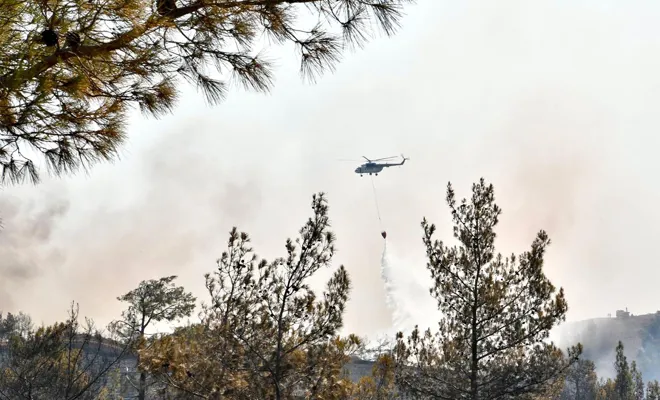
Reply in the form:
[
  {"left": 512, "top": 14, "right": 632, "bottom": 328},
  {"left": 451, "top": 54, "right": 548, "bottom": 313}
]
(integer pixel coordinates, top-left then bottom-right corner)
[{"left": 381, "top": 154, "right": 409, "bottom": 167}]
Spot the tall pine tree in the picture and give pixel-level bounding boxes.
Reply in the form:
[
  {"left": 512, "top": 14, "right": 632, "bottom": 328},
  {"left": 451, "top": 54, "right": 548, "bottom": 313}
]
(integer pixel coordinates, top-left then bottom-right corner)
[
  {"left": 561, "top": 358, "right": 598, "bottom": 400},
  {"left": 139, "top": 193, "right": 360, "bottom": 399},
  {"left": 614, "top": 341, "right": 634, "bottom": 400},
  {"left": 394, "top": 178, "right": 580, "bottom": 400}
]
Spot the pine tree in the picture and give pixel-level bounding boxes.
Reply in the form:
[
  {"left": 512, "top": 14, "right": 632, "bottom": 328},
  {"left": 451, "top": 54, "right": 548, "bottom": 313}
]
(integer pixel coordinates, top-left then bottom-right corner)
[
  {"left": 614, "top": 341, "right": 634, "bottom": 400},
  {"left": 0, "top": 0, "right": 414, "bottom": 184},
  {"left": 631, "top": 361, "right": 644, "bottom": 400},
  {"left": 394, "top": 178, "right": 581, "bottom": 400},
  {"left": 561, "top": 358, "right": 598, "bottom": 400},
  {"left": 140, "top": 192, "right": 359, "bottom": 399},
  {"left": 647, "top": 380, "right": 660, "bottom": 400},
  {"left": 109, "top": 275, "right": 196, "bottom": 400}
]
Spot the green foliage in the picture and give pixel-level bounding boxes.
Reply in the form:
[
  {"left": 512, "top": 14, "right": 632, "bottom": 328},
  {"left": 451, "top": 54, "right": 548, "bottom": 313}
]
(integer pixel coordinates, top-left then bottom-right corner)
[
  {"left": 394, "top": 178, "right": 580, "bottom": 400},
  {"left": 140, "top": 192, "right": 358, "bottom": 399},
  {"left": 0, "top": 0, "right": 414, "bottom": 184}
]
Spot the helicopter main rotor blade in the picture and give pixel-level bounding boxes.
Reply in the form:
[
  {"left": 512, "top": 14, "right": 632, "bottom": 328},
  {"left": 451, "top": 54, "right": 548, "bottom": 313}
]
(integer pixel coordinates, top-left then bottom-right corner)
[{"left": 370, "top": 156, "right": 398, "bottom": 162}]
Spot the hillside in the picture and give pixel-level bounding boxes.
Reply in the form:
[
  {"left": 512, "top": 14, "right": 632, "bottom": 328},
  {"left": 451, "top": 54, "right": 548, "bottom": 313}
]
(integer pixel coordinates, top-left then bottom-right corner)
[{"left": 556, "top": 308, "right": 660, "bottom": 381}]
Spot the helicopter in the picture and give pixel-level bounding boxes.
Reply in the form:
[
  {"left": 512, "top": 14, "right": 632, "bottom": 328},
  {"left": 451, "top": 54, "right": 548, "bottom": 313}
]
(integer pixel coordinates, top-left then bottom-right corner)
[{"left": 354, "top": 154, "right": 409, "bottom": 177}]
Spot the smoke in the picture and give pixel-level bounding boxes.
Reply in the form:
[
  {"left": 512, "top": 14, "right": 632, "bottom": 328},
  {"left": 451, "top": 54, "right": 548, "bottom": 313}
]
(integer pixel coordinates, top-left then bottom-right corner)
[
  {"left": 0, "top": 115, "right": 271, "bottom": 328},
  {"left": 0, "top": 187, "right": 69, "bottom": 310}
]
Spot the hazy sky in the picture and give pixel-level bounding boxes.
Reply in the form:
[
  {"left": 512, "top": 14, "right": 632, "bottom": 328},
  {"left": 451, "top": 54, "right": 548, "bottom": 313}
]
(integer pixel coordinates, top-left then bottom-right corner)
[{"left": 2, "top": 0, "right": 660, "bottom": 337}]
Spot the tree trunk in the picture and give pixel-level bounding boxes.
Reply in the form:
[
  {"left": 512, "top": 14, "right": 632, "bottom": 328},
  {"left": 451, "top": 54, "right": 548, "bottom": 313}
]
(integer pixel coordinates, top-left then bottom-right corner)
[
  {"left": 471, "top": 251, "right": 481, "bottom": 400},
  {"left": 470, "top": 306, "right": 479, "bottom": 400},
  {"left": 139, "top": 316, "right": 147, "bottom": 400},
  {"left": 470, "top": 267, "right": 480, "bottom": 400},
  {"left": 139, "top": 370, "right": 146, "bottom": 400}
]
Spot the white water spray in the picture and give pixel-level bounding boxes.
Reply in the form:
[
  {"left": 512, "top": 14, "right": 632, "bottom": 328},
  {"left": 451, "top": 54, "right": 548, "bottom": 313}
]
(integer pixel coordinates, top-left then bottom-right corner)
[
  {"left": 379, "top": 240, "right": 439, "bottom": 336},
  {"left": 380, "top": 240, "right": 414, "bottom": 333}
]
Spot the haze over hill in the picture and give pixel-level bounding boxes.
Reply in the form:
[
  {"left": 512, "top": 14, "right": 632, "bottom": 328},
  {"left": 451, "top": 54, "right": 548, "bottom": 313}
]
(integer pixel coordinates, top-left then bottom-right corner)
[{"left": 554, "top": 309, "right": 660, "bottom": 382}]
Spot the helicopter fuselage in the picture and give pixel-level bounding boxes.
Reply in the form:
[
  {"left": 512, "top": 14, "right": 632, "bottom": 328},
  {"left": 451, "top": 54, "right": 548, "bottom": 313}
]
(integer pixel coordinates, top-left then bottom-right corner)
[
  {"left": 354, "top": 155, "right": 408, "bottom": 177},
  {"left": 354, "top": 163, "right": 384, "bottom": 176}
]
